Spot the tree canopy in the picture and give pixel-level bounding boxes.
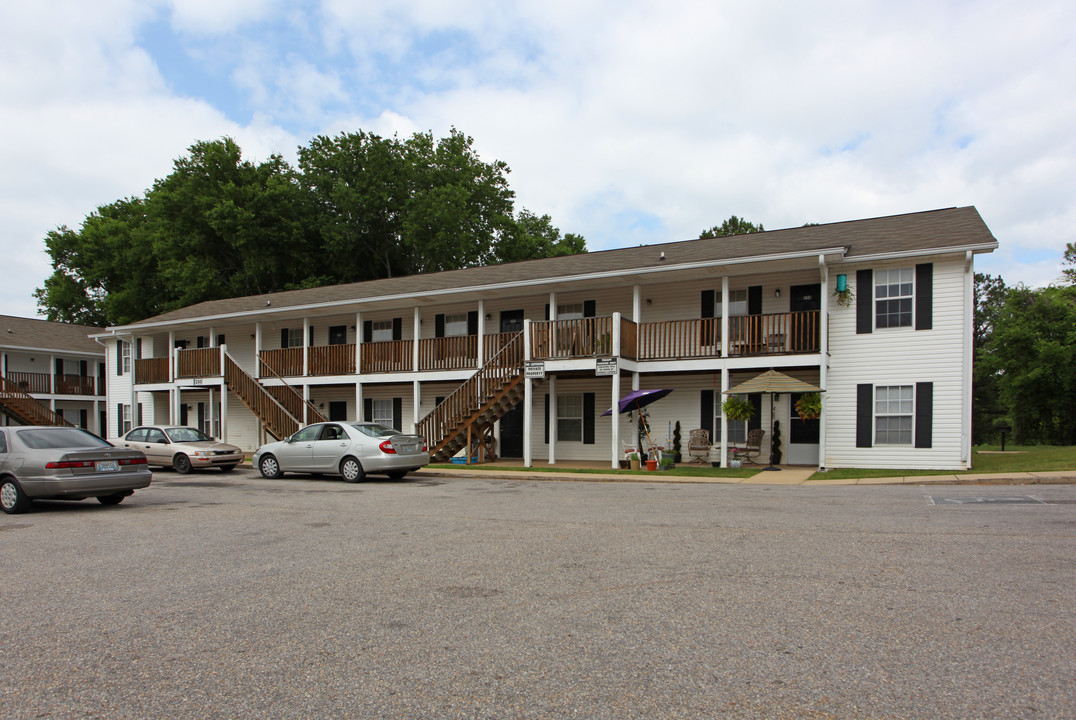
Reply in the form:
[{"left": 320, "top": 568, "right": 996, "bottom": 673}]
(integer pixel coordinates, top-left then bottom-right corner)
[
  {"left": 36, "top": 130, "right": 586, "bottom": 326},
  {"left": 700, "top": 215, "right": 765, "bottom": 238}
]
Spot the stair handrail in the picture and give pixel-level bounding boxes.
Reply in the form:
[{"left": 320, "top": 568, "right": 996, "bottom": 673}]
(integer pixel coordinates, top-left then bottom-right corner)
[
  {"left": 257, "top": 355, "right": 327, "bottom": 424},
  {"left": 416, "top": 331, "right": 524, "bottom": 451},
  {"left": 0, "top": 375, "right": 73, "bottom": 426}
]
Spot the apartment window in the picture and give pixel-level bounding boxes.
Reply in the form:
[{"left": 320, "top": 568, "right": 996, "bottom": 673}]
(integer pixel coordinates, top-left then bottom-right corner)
[
  {"left": 557, "top": 303, "right": 584, "bottom": 320},
  {"left": 557, "top": 394, "right": 583, "bottom": 442},
  {"left": 875, "top": 386, "right": 913, "bottom": 444},
  {"left": 714, "top": 394, "right": 748, "bottom": 444},
  {"left": 875, "top": 268, "right": 914, "bottom": 328},
  {"left": 444, "top": 313, "right": 469, "bottom": 337},
  {"left": 122, "top": 404, "right": 132, "bottom": 435},
  {"left": 120, "top": 341, "right": 131, "bottom": 374},
  {"left": 371, "top": 398, "right": 393, "bottom": 426},
  {"left": 716, "top": 289, "right": 748, "bottom": 317},
  {"left": 283, "top": 328, "right": 303, "bottom": 348},
  {"left": 371, "top": 321, "right": 394, "bottom": 342}
]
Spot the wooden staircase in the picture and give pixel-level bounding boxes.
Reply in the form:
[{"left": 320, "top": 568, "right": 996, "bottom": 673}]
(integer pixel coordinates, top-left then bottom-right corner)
[
  {"left": 0, "top": 376, "right": 73, "bottom": 427},
  {"left": 416, "top": 332, "right": 532, "bottom": 462},
  {"left": 223, "top": 353, "right": 325, "bottom": 440}
]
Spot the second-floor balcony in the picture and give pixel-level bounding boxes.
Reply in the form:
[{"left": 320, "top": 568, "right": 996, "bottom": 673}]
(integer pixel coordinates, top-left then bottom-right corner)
[
  {"left": 134, "top": 311, "right": 821, "bottom": 384},
  {"left": 3, "top": 371, "right": 102, "bottom": 395}
]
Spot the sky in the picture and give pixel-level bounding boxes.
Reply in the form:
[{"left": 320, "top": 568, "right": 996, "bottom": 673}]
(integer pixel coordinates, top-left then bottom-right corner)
[{"left": 2, "top": 0, "right": 1074, "bottom": 320}]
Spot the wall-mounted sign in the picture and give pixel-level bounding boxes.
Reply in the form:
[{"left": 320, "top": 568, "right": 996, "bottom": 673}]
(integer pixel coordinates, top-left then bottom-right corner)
[
  {"left": 595, "top": 358, "right": 618, "bottom": 376},
  {"left": 525, "top": 361, "right": 546, "bottom": 379}
]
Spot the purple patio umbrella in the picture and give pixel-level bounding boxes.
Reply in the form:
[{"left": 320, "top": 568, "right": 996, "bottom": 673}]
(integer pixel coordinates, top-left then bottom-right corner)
[{"left": 601, "top": 388, "right": 674, "bottom": 453}]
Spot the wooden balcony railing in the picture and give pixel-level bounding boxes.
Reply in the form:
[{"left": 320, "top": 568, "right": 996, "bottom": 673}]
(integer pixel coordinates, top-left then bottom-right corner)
[
  {"left": 530, "top": 317, "right": 614, "bottom": 360},
  {"left": 4, "top": 371, "right": 50, "bottom": 393},
  {"left": 53, "top": 374, "right": 96, "bottom": 395},
  {"left": 637, "top": 318, "right": 721, "bottom": 360},
  {"left": 361, "top": 340, "right": 413, "bottom": 374},
  {"left": 418, "top": 336, "right": 478, "bottom": 371},
  {"left": 177, "top": 347, "right": 221, "bottom": 378},
  {"left": 483, "top": 332, "right": 516, "bottom": 363},
  {"left": 619, "top": 317, "right": 638, "bottom": 361},
  {"left": 634, "top": 311, "right": 820, "bottom": 359},
  {"left": 259, "top": 348, "right": 303, "bottom": 377},
  {"left": 135, "top": 357, "right": 170, "bottom": 384},
  {"left": 309, "top": 344, "right": 355, "bottom": 376}
]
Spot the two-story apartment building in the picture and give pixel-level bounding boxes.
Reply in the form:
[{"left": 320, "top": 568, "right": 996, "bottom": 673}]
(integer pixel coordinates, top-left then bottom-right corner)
[
  {"left": 0, "top": 315, "right": 106, "bottom": 432},
  {"left": 94, "top": 207, "right": 997, "bottom": 470}
]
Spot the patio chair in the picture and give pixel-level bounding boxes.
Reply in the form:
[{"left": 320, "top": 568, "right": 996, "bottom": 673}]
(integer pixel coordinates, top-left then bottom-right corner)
[
  {"left": 687, "top": 428, "right": 710, "bottom": 463},
  {"left": 738, "top": 428, "right": 765, "bottom": 464}
]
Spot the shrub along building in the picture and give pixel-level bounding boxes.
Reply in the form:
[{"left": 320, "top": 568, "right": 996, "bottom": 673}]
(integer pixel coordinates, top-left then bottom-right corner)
[
  {"left": 0, "top": 315, "right": 106, "bottom": 432},
  {"left": 94, "top": 207, "right": 997, "bottom": 470}
]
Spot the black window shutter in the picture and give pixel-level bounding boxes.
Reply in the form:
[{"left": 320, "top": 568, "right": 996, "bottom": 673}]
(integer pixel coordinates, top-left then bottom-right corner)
[
  {"left": 748, "top": 286, "right": 763, "bottom": 315},
  {"left": 748, "top": 394, "right": 762, "bottom": 431},
  {"left": 467, "top": 311, "right": 479, "bottom": 335},
  {"left": 392, "top": 398, "right": 402, "bottom": 431},
  {"left": 363, "top": 321, "right": 372, "bottom": 343},
  {"left": 915, "top": 382, "right": 933, "bottom": 448},
  {"left": 583, "top": 393, "right": 595, "bottom": 444},
  {"left": 137, "top": 403, "right": 143, "bottom": 426},
  {"left": 308, "top": 326, "right": 315, "bottom": 346},
  {"left": 55, "top": 358, "right": 64, "bottom": 375},
  {"left": 856, "top": 384, "right": 873, "bottom": 447},
  {"left": 363, "top": 398, "right": 372, "bottom": 422},
  {"left": 915, "top": 263, "right": 933, "bottom": 331},
  {"left": 116, "top": 404, "right": 122, "bottom": 436},
  {"left": 701, "top": 390, "right": 714, "bottom": 437},
  {"left": 856, "top": 270, "right": 873, "bottom": 334},
  {"left": 217, "top": 334, "right": 225, "bottom": 347},
  {"left": 435, "top": 314, "right": 445, "bottom": 338},
  {"left": 701, "top": 290, "right": 715, "bottom": 345},
  {"left": 392, "top": 317, "right": 402, "bottom": 341},
  {"left": 80, "top": 409, "right": 88, "bottom": 429},
  {"left": 196, "top": 336, "right": 205, "bottom": 348},
  {"left": 544, "top": 394, "right": 550, "bottom": 444},
  {"left": 135, "top": 338, "right": 142, "bottom": 359},
  {"left": 544, "top": 304, "right": 550, "bottom": 321},
  {"left": 280, "top": 328, "right": 289, "bottom": 348},
  {"left": 583, "top": 300, "right": 596, "bottom": 318},
  {"left": 80, "top": 360, "right": 88, "bottom": 377},
  {"left": 116, "top": 342, "right": 123, "bottom": 375}
]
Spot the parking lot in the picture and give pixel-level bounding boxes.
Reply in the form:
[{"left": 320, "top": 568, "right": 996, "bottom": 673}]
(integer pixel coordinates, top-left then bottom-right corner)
[{"left": 3, "top": 468, "right": 1075, "bottom": 719}]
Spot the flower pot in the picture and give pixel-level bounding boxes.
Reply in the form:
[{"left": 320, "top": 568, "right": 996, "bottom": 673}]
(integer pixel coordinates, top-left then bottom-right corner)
[
  {"left": 629, "top": 459, "right": 640, "bottom": 471},
  {"left": 711, "top": 461, "right": 720, "bottom": 468},
  {"left": 618, "top": 460, "right": 629, "bottom": 469},
  {"left": 729, "top": 459, "right": 742, "bottom": 469},
  {"left": 646, "top": 459, "right": 658, "bottom": 471}
]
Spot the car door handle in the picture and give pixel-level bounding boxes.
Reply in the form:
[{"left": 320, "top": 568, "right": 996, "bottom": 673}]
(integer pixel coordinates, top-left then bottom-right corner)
[{"left": 339, "top": 442, "right": 348, "bottom": 447}]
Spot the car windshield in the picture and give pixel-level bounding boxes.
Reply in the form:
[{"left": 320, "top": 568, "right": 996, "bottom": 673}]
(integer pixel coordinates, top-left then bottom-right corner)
[
  {"left": 350, "top": 423, "right": 399, "bottom": 438},
  {"left": 16, "top": 428, "right": 112, "bottom": 450},
  {"left": 165, "top": 427, "right": 213, "bottom": 443}
]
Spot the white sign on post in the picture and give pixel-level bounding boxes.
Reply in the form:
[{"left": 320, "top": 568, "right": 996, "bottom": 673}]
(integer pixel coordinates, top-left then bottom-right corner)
[
  {"left": 595, "top": 358, "right": 618, "bottom": 376},
  {"left": 525, "top": 361, "right": 546, "bottom": 379}
]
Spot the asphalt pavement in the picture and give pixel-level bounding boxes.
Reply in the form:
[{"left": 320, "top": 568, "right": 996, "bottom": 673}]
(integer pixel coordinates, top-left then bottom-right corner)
[{"left": 2, "top": 468, "right": 1074, "bottom": 719}]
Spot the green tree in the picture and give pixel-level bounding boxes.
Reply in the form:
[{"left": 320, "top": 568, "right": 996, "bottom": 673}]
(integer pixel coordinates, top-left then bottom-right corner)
[
  {"left": 972, "top": 273, "right": 1008, "bottom": 443},
  {"left": 493, "top": 209, "right": 587, "bottom": 264},
  {"left": 983, "top": 283, "right": 1076, "bottom": 445},
  {"left": 700, "top": 215, "right": 764, "bottom": 238},
  {"left": 1064, "top": 242, "right": 1075, "bottom": 284}
]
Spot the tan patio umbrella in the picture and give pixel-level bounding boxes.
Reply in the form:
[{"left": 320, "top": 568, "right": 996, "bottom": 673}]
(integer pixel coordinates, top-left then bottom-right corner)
[{"left": 723, "top": 370, "right": 824, "bottom": 470}]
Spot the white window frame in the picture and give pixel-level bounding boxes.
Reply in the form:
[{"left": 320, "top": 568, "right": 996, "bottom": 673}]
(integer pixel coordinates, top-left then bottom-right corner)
[
  {"left": 120, "top": 341, "right": 131, "bottom": 374},
  {"left": 875, "top": 385, "right": 913, "bottom": 445},
  {"left": 371, "top": 321, "right": 393, "bottom": 342},
  {"left": 556, "top": 303, "right": 584, "bottom": 320},
  {"left": 444, "top": 313, "right": 468, "bottom": 337},
  {"left": 715, "top": 393, "right": 748, "bottom": 444},
  {"left": 875, "top": 268, "right": 914, "bottom": 329},
  {"left": 284, "top": 328, "right": 303, "bottom": 348},
  {"left": 557, "top": 394, "right": 583, "bottom": 442},
  {"left": 122, "top": 404, "right": 132, "bottom": 435},
  {"left": 371, "top": 398, "right": 393, "bottom": 426}
]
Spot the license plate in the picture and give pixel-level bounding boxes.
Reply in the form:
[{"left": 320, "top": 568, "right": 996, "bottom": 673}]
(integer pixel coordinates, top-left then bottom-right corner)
[{"left": 96, "top": 460, "right": 118, "bottom": 472}]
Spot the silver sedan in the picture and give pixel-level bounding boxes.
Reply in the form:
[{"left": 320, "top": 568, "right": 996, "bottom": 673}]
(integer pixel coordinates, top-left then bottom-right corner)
[
  {"left": 122, "top": 425, "right": 243, "bottom": 473},
  {"left": 0, "top": 426, "right": 152, "bottom": 514},
  {"left": 253, "top": 422, "right": 429, "bottom": 482}
]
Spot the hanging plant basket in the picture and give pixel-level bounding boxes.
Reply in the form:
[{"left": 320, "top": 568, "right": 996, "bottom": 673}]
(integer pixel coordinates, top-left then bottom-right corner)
[
  {"left": 795, "top": 393, "right": 822, "bottom": 420},
  {"left": 722, "top": 396, "right": 756, "bottom": 422}
]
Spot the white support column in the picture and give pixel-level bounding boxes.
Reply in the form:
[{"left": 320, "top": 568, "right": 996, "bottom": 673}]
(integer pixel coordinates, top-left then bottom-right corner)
[
  {"left": 477, "top": 300, "right": 485, "bottom": 368},
  {"left": 208, "top": 386, "right": 215, "bottom": 438},
  {"left": 221, "top": 383, "right": 229, "bottom": 443},
  {"left": 547, "top": 375, "right": 556, "bottom": 465},
  {"left": 302, "top": 318, "right": 310, "bottom": 376},
  {"left": 632, "top": 285, "right": 641, "bottom": 322},
  {"left": 720, "top": 276, "right": 730, "bottom": 358},
  {"left": 355, "top": 313, "right": 363, "bottom": 376},
  {"left": 168, "top": 332, "right": 175, "bottom": 381},
  {"left": 49, "top": 353, "right": 55, "bottom": 394},
  {"left": 412, "top": 380, "right": 421, "bottom": 433},
  {"left": 209, "top": 327, "right": 216, "bottom": 347},
  {"left": 93, "top": 399, "right": 100, "bottom": 435},
  {"left": 548, "top": 292, "right": 557, "bottom": 352},
  {"left": 413, "top": 307, "right": 421, "bottom": 372},
  {"left": 720, "top": 367, "right": 730, "bottom": 467},
  {"left": 523, "top": 377, "right": 533, "bottom": 468},
  {"left": 254, "top": 323, "right": 262, "bottom": 378},
  {"left": 818, "top": 255, "right": 829, "bottom": 470},
  {"left": 355, "top": 382, "right": 363, "bottom": 423},
  {"left": 610, "top": 368, "right": 621, "bottom": 469},
  {"left": 303, "top": 384, "right": 310, "bottom": 426}
]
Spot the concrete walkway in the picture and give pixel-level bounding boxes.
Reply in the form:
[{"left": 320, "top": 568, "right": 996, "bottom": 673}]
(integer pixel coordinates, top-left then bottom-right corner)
[{"left": 417, "top": 463, "right": 1076, "bottom": 486}]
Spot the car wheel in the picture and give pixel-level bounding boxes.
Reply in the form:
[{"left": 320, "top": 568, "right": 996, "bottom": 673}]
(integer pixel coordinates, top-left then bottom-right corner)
[
  {"left": 340, "top": 457, "right": 365, "bottom": 483},
  {"left": 1, "top": 478, "right": 31, "bottom": 514},
  {"left": 259, "top": 454, "right": 283, "bottom": 479},
  {"left": 219, "top": 464, "right": 237, "bottom": 472},
  {"left": 96, "top": 493, "right": 126, "bottom": 506},
  {"left": 387, "top": 470, "right": 408, "bottom": 480},
  {"left": 173, "top": 454, "right": 192, "bottom": 474}
]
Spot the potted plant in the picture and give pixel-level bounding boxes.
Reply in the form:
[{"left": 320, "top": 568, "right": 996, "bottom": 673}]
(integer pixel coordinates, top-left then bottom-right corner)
[
  {"left": 628, "top": 452, "right": 640, "bottom": 471},
  {"left": 722, "top": 396, "right": 755, "bottom": 422},
  {"left": 794, "top": 393, "right": 822, "bottom": 420},
  {"left": 833, "top": 274, "right": 855, "bottom": 307},
  {"left": 672, "top": 421, "right": 682, "bottom": 462}
]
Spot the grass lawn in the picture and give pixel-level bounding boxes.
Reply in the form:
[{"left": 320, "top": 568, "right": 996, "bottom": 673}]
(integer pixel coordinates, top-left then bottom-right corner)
[{"left": 806, "top": 444, "right": 1076, "bottom": 481}]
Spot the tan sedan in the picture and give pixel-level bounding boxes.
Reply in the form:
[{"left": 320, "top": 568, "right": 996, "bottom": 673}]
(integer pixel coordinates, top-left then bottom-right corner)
[{"left": 123, "top": 426, "right": 243, "bottom": 474}]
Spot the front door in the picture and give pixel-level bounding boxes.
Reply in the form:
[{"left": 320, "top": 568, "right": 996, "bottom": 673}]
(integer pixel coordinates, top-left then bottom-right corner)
[
  {"left": 498, "top": 310, "right": 526, "bottom": 458},
  {"left": 787, "top": 392, "right": 820, "bottom": 465},
  {"left": 789, "top": 284, "right": 821, "bottom": 352}
]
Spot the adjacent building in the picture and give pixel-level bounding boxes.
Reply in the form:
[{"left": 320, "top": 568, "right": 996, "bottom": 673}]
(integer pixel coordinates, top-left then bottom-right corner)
[{"left": 93, "top": 206, "right": 998, "bottom": 470}]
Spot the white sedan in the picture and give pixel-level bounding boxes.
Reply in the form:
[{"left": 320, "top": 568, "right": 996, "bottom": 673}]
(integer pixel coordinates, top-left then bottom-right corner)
[{"left": 253, "top": 422, "right": 429, "bottom": 482}]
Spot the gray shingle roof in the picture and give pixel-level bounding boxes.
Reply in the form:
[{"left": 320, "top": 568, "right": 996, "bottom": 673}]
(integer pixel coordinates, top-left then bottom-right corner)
[
  {"left": 114, "top": 206, "right": 996, "bottom": 329},
  {"left": 0, "top": 315, "right": 104, "bottom": 355}
]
